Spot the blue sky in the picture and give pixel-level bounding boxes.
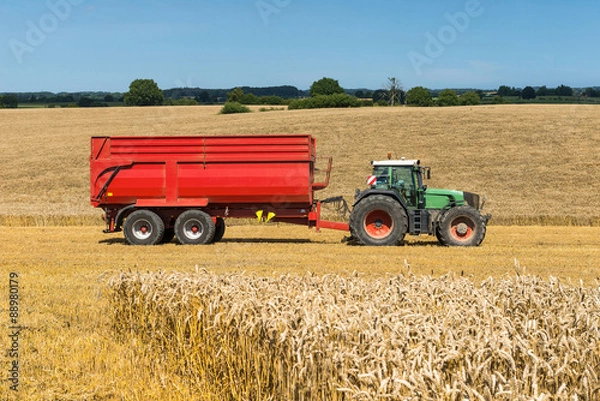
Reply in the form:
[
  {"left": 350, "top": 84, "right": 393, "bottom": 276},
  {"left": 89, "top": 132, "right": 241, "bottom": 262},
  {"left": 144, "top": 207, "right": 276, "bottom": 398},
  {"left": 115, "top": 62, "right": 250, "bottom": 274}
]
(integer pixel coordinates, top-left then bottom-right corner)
[{"left": 1, "top": 0, "right": 598, "bottom": 92}]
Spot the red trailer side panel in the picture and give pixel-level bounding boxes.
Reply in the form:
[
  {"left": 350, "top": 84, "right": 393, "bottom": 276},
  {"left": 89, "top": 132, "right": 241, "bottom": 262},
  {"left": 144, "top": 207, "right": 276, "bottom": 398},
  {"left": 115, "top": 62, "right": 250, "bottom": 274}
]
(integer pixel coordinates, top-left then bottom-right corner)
[{"left": 90, "top": 135, "right": 321, "bottom": 210}]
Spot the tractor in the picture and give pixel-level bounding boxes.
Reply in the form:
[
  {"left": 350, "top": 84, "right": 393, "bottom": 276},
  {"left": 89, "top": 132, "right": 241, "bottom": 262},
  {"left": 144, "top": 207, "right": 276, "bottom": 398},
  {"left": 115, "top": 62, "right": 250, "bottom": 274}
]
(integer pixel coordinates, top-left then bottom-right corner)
[{"left": 349, "top": 158, "right": 490, "bottom": 246}]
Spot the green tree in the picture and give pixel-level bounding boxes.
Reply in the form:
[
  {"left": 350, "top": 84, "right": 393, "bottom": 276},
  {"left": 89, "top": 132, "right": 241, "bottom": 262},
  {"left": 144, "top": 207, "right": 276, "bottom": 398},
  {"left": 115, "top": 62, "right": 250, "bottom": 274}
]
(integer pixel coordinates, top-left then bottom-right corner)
[
  {"left": 585, "top": 87, "right": 600, "bottom": 97},
  {"left": 372, "top": 90, "right": 387, "bottom": 103},
  {"left": 259, "top": 95, "right": 285, "bottom": 105},
  {"left": 124, "top": 79, "right": 164, "bottom": 106},
  {"left": 555, "top": 84, "right": 573, "bottom": 97},
  {"left": 288, "top": 93, "right": 361, "bottom": 110},
  {"left": 460, "top": 91, "right": 481, "bottom": 106},
  {"left": 227, "top": 87, "right": 244, "bottom": 102},
  {"left": 220, "top": 102, "right": 251, "bottom": 114},
  {"left": 0, "top": 94, "right": 18, "bottom": 108},
  {"left": 498, "top": 85, "right": 520, "bottom": 97},
  {"left": 240, "top": 93, "right": 260, "bottom": 105},
  {"left": 521, "top": 86, "right": 536, "bottom": 100},
  {"left": 78, "top": 96, "right": 94, "bottom": 107},
  {"left": 437, "top": 89, "right": 459, "bottom": 107},
  {"left": 406, "top": 86, "right": 433, "bottom": 107},
  {"left": 196, "top": 91, "right": 211, "bottom": 103},
  {"left": 536, "top": 86, "right": 551, "bottom": 97},
  {"left": 310, "top": 77, "right": 344, "bottom": 97}
]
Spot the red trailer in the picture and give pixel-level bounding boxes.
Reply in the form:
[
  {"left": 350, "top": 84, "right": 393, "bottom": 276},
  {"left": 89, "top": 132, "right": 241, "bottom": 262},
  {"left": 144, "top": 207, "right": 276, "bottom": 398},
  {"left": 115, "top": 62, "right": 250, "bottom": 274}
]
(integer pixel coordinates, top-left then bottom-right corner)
[{"left": 90, "top": 135, "right": 349, "bottom": 245}]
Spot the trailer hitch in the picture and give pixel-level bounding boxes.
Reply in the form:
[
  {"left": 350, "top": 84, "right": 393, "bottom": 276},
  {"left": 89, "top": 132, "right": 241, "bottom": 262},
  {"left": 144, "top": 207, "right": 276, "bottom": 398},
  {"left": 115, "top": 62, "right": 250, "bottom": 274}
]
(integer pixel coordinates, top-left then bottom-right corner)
[{"left": 319, "top": 196, "right": 350, "bottom": 218}]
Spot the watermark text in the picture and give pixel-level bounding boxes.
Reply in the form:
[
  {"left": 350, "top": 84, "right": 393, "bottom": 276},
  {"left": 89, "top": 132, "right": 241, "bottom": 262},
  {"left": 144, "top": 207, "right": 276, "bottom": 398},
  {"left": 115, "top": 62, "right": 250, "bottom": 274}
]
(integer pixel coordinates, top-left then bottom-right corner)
[
  {"left": 256, "top": 0, "right": 291, "bottom": 25},
  {"left": 9, "top": 0, "right": 85, "bottom": 64},
  {"left": 408, "top": 0, "right": 486, "bottom": 75},
  {"left": 8, "top": 272, "right": 21, "bottom": 393}
]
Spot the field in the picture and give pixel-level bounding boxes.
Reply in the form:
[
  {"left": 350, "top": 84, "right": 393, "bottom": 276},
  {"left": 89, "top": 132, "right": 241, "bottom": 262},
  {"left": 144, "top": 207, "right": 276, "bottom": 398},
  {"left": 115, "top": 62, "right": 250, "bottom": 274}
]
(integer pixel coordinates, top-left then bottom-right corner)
[
  {"left": 0, "top": 105, "right": 599, "bottom": 399},
  {"left": 1, "top": 104, "right": 599, "bottom": 224}
]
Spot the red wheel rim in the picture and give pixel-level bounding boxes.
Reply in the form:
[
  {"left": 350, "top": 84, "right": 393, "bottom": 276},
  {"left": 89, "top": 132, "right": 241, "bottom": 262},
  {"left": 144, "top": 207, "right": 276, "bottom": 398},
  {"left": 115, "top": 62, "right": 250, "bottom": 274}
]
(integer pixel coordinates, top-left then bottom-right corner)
[
  {"left": 364, "top": 210, "right": 393, "bottom": 239},
  {"left": 449, "top": 216, "right": 475, "bottom": 242}
]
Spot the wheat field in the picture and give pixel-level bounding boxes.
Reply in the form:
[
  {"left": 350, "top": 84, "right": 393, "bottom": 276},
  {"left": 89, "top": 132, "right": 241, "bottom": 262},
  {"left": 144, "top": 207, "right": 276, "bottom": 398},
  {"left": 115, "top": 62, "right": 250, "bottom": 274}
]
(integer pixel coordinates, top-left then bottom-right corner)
[
  {"left": 0, "top": 105, "right": 599, "bottom": 400},
  {"left": 109, "top": 269, "right": 600, "bottom": 400},
  {"left": 0, "top": 104, "right": 599, "bottom": 224},
  {"left": 0, "top": 224, "right": 599, "bottom": 400}
]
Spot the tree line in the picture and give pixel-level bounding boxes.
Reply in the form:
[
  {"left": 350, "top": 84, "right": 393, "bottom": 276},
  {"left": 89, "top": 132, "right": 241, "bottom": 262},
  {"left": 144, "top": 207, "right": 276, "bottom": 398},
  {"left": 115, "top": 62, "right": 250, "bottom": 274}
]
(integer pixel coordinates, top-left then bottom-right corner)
[
  {"left": 496, "top": 84, "right": 595, "bottom": 99},
  {"left": 3, "top": 79, "right": 599, "bottom": 109}
]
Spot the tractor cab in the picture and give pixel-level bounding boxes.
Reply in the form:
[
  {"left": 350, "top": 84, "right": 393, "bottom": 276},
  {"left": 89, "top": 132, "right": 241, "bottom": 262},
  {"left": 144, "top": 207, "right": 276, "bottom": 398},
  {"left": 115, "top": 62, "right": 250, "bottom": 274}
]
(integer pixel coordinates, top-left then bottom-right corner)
[{"left": 369, "top": 159, "right": 430, "bottom": 209}]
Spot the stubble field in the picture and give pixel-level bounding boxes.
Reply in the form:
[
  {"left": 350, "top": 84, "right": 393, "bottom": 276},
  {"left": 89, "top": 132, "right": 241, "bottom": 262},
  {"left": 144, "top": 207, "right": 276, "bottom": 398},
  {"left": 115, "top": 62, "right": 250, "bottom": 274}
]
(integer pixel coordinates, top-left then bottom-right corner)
[{"left": 0, "top": 105, "right": 599, "bottom": 399}]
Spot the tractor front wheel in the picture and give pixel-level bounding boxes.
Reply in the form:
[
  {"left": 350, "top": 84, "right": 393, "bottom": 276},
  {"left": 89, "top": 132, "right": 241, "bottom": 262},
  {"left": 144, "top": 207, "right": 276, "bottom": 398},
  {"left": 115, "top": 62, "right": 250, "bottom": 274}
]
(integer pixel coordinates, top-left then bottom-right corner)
[
  {"left": 438, "top": 206, "right": 486, "bottom": 246},
  {"left": 349, "top": 195, "right": 408, "bottom": 246}
]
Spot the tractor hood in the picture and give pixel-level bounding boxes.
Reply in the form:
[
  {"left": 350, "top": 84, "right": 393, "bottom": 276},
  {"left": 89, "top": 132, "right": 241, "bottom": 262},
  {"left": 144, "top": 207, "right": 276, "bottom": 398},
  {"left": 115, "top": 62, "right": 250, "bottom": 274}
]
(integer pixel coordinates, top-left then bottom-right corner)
[{"left": 424, "top": 187, "right": 469, "bottom": 209}]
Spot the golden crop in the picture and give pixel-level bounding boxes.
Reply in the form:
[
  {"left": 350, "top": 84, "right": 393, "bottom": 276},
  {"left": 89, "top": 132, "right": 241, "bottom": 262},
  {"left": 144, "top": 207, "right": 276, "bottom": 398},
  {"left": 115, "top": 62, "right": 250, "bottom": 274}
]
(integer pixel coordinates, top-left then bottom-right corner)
[
  {"left": 109, "top": 269, "right": 600, "bottom": 400},
  {"left": 0, "top": 225, "right": 599, "bottom": 400},
  {"left": 0, "top": 105, "right": 598, "bottom": 225},
  {"left": 1, "top": 104, "right": 599, "bottom": 400}
]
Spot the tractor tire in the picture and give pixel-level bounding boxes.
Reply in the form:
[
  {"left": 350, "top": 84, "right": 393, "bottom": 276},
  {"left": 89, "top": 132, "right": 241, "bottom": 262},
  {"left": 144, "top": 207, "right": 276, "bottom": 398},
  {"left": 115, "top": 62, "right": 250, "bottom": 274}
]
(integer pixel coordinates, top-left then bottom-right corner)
[
  {"left": 123, "top": 210, "right": 165, "bottom": 246},
  {"left": 435, "top": 227, "right": 443, "bottom": 244},
  {"left": 349, "top": 195, "right": 408, "bottom": 246},
  {"left": 175, "top": 210, "right": 216, "bottom": 245},
  {"left": 438, "top": 206, "right": 486, "bottom": 247},
  {"left": 212, "top": 218, "right": 226, "bottom": 243}
]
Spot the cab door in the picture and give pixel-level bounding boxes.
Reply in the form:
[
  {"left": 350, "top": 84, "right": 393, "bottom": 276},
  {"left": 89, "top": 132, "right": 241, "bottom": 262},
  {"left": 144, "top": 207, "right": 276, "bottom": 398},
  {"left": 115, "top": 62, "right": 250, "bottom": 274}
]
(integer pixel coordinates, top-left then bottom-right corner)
[{"left": 392, "top": 167, "right": 417, "bottom": 207}]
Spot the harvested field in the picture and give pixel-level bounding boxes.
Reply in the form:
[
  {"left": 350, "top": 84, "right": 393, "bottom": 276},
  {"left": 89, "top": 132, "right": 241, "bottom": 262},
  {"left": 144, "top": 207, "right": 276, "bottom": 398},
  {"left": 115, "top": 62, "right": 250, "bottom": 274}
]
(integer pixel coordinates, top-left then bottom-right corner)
[
  {"left": 0, "top": 226, "right": 599, "bottom": 399},
  {"left": 0, "top": 105, "right": 599, "bottom": 399},
  {"left": 0, "top": 105, "right": 599, "bottom": 225}
]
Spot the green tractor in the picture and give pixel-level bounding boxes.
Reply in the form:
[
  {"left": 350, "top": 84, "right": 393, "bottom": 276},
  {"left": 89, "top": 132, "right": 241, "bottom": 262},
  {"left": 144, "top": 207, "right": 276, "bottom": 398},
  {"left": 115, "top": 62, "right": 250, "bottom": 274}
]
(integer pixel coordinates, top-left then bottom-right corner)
[{"left": 349, "top": 158, "right": 491, "bottom": 246}]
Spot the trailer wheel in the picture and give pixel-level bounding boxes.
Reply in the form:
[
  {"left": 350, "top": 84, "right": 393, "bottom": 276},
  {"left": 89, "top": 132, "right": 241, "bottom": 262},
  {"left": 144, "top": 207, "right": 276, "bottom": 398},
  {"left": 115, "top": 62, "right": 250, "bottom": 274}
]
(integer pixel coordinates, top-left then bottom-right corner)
[
  {"left": 349, "top": 195, "right": 408, "bottom": 246},
  {"left": 438, "top": 206, "right": 486, "bottom": 247},
  {"left": 123, "top": 210, "right": 165, "bottom": 246},
  {"left": 175, "top": 210, "right": 215, "bottom": 245},
  {"left": 212, "top": 218, "right": 226, "bottom": 243}
]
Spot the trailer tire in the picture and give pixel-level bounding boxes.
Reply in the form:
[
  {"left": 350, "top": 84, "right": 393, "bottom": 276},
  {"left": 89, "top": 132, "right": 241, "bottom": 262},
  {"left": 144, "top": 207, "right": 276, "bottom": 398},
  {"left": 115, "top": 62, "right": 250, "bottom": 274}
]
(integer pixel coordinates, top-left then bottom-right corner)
[
  {"left": 350, "top": 195, "right": 408, "bottom": 246},
  {"left": 438, "top": 206, "right": 486, "bottom": 247},
  {"left": 212, "top": 218, "right": 226, "bottom": 243},
  {"left": 175, "top": 210, "right": 215, "bottom": 245},
  {"left": 123, "top": 210, "right": 165, "bottom": 246}
]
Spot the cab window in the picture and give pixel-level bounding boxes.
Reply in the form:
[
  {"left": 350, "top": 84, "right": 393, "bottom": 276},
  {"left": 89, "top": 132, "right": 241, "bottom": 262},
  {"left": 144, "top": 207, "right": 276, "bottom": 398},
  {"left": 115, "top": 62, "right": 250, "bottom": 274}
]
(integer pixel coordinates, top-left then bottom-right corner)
[{"left": 392, "top": 167, "right": 417, "bottom": 206}]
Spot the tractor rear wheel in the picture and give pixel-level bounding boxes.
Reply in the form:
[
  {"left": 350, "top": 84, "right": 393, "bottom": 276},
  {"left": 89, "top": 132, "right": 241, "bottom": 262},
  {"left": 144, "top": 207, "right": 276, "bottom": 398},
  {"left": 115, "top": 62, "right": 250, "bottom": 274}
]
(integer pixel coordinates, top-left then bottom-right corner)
[
  {"left": 438, "top": 206, "right": 486, "bottom": 246},
  {"left": 175, "top": 210, "right": 216, "bottom": 245},
  {"left": 349, "top": 195, "right": 408, "bottom": 246},
  {"left": 123, "top": 210, "right": 165, "bottom": 246}
]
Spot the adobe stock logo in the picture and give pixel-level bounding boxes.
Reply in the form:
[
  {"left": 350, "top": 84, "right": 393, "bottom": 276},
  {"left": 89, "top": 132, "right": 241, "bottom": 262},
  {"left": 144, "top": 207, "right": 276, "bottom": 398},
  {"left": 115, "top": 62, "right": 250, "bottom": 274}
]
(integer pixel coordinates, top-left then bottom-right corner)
[
  {"left": 408, "top": 0, "right": 486, "bottom": 75},
  {"left": 256, "top": 0, "right": 291, "bottom": 25},
  {"left": 9, "top": 0, "right": 85, "bottom": 65}
]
